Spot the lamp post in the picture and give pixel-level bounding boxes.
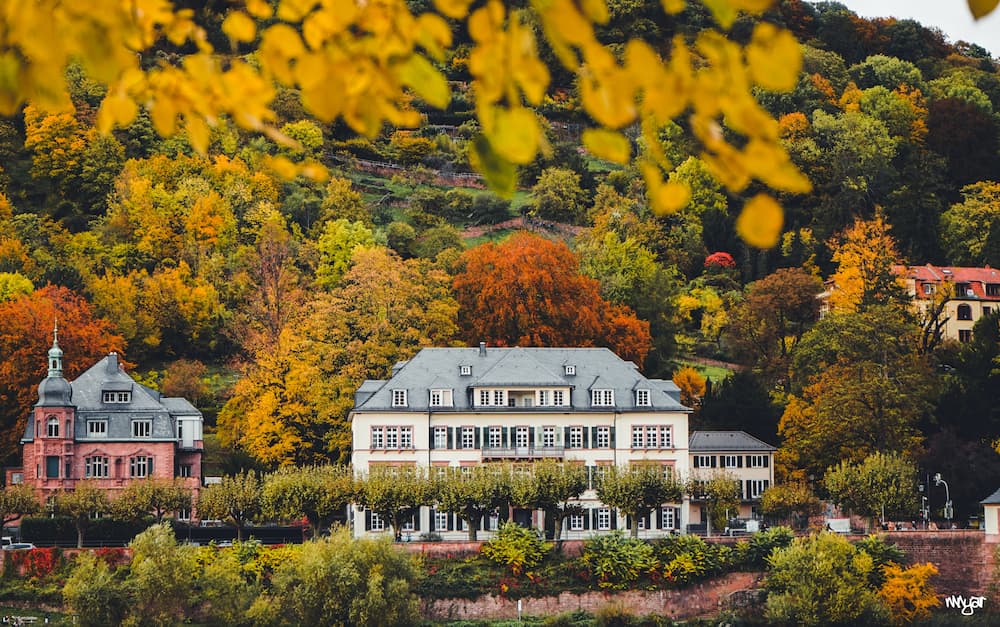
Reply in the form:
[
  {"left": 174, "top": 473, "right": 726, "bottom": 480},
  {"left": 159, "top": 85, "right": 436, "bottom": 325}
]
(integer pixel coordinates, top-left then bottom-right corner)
[{"left": 934, "top": 473, "right": 953, "bottom": 527}]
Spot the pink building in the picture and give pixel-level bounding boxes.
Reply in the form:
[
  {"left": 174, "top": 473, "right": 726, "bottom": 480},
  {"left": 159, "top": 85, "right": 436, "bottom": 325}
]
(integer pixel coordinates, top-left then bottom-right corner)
[{"left": 8, "top": 328, "right": 204, "bottom": 519}]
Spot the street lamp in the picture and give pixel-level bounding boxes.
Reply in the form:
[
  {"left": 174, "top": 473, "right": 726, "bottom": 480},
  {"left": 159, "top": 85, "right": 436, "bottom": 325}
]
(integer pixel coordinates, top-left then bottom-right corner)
[{"left": 934, "top": 473, "right": 953, "bottom": 526}]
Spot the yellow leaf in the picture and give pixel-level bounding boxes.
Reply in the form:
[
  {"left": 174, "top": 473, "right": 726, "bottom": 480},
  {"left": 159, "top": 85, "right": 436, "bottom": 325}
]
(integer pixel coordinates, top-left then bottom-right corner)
[
  {"left": 397, "top": 55, "right": 450, "bottom": 109},
  {"left": 652, "top": 181, "right": 690, "bottom": 215},
  {"left": 96, "top": 90, "right": 138, "bottom": 133},
  {"left": 969, "top": 0, "right": 1000, "bottom": 19},
  {"left": 222, "top": 12, "right": 257, "bottom": 44},
  {"left": 434, "top": 0, "right": 476, "bottom": 19},
  {"left": 469, "top": 135, "right": 517, "bottom": 197},
  {"left": 186, "top": 116, "right": 211, "bottom": 154},
  {"left": 490, "top": 107, "right": 539, "bottom": 164},
  {"left": 747, "top": 23, "right": 801, "bottom": 92},
  {"left": 580, "top": 75, "right": 636, "bottom": 129},
  {"left": 150, "top": 98, "right": 177, "bottom": 136},
  {"left": 582, "top": 128, "right": 630, "bottom": 164},
  {"left": 737, "top": 194, "right": 783, "bottom": 248},
  {"left": 417, "top": 14, "right": 453, "bottom": 60},
  {"left": 660, "top": 0, "right": 686, "bottom": 14},
  {"left": 246, "top": 0, "right": 274, "bottom": 19},
  {"left": 278, "top": 0, "right": 316, "bottom": 21},
  {"left": 701, "top": 0, "right": 737, "bottom": 29},
  {"left": 264, "top": 155, "right": 298, "bottom": 180},
  {"left": 580, "top": 0, "right": 610, "bottom": 24},
  {"left": 733, "top": 0, "right": 774, "bottom": 11},
  {"left": 546, "top": 0, "right": 594, "bottom": 47}
]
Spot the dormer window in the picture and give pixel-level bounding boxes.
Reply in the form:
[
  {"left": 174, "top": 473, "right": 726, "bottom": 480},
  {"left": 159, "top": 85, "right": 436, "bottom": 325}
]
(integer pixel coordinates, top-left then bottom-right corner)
[
  {"left": 103, "top": 391, "right": 131, "bottom": 403},
  {"left": 591, "top": 389, "right": 614, "bottom": 407},
  {"left": 636, "top": 389, "right": 651, "bottom": 406},
  {"left": 564, "top": 365, "right": 576, "bottom": 376},
  {"left": 392, "top": 389, "right": 407, "bottom": 407},
  {"left": 132, "top": 420, "right": 151, "bottom": 438},
  {"left": 430, "top": 389, "right": 453, "bottom": 407},
  {"left": 459, "top": 365, "right": 471, "bottom": 376}
]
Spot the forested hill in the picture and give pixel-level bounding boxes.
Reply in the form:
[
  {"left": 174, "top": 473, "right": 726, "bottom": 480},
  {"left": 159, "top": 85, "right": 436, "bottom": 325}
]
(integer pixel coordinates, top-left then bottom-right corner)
[{"left": 1, "top": 1, "right": 999, "bottom": 515}]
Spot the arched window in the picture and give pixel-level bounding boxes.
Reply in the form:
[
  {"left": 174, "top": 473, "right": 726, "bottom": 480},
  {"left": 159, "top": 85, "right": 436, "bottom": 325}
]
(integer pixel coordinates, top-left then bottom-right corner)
[
  {"left": 957, "top": 304, "right": 973, "bottom": 321},
  {"left": 46, "top": 416, "right": 59, "bottom": 438}
]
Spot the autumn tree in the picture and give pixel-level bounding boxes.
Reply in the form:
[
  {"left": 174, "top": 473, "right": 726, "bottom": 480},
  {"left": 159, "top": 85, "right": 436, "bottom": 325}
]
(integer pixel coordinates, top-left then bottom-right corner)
[
  {"left": 55, "top": 481, "right": 112, "bottom": 548},
  {"left": 825, "top": 452, "right": 918, "bottom": 531},
  {"left": 197, "top": 472, "right": 264, "bottom": 542},
  {"left": 0, "top": 286, "right": 123, "bottom": 462},
  {"left": 827, "top": 213, "right": 908, "bottom": 314},
  {"left": 878, "top": 562, "right": 939, "bottom": 625},
  {"left": 0, "top": 483, "right": 40, "bottom": 528},
  {"left": 510, "top": 460, "right": 587, "bottom": 545},
  {"left": 357, "top": 466, "right": 432, "bottom": 541},
  {"left": 528, "top": 167, "right": 588, "bottom": 224},
  {"left": 454, "top": 232, "right": 651, "bottom": 365},
  {"left": 161, "top": 359, "right": 209, "bottom": 406},
  {"left": 436, "top": 465, "right": 511, "bottom": 541},
  {"left": 941, "top": 181, "right": 1000, "bottom": 267},
  {"left": 219, "top": 246, "right": 458, "bottom": 466},
  {"left": 596, "top": 465, "right": 683, "bottom": 538},
  {"left": 672, "top": 367, "right": 706, "bottom": 410},
  {"left": 688, "top": 472, "right": 741, "bottom": 532},
  {"left": 112, "top": 477, "right": 192, "bottom": 523},
  {"left": 760, "top": 481, "right": 822, "bottom": 529},
  {"left": 261, "top": 465, "right": 355, "bottom": 539},
  {"left": 314, "top": 219, "right": 377, "bottom": 289}
]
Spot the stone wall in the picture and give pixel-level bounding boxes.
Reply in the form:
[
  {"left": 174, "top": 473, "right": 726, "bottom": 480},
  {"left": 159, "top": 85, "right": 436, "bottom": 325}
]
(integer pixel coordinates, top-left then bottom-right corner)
[
  {"left": 882, "top": 531, "right": 998, "bottom": 597},
  {"left": 422, "top": 572, "right": 763, "bottom": 622}
]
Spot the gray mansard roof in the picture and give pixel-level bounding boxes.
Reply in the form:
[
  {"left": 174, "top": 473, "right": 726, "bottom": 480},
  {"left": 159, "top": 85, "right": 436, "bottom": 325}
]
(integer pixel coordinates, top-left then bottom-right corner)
[
  {"left": 23, "top": 353, "right": 202, "bottom": 442},
  {"left": 689, "top": 430, "right": 776, "bottom": 452},
  {"left": 353, "top": 346, "right": 689, "bottom": 412}
]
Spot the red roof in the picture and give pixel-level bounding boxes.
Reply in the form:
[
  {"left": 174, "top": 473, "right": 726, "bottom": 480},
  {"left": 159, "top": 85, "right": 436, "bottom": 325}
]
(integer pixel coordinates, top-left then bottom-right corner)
[{"left": 897, "top": 264, "right": 1000, "bottom": 300}]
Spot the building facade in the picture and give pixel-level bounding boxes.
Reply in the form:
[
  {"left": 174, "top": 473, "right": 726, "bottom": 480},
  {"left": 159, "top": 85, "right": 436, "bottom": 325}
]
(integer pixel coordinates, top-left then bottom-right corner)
[
  {"left": 10, "top": 329, "right": 204, "bottom": 518},
  {"left": 688, "top": 430, "right": 776, "bottom": 529},
  {"left": 899, "top": 264, "right": 1000, "bottom": 344},
  {"left": 350, "top": 345, "right": 692, "bottom": 540}
]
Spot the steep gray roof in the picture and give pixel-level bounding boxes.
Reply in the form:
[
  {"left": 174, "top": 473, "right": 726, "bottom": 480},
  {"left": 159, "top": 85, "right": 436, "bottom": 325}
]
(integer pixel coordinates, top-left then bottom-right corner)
[
  {"left": 981, "top": 488, "right": 1000, "bottom": 505},
  {"left": 353, "top": 347, "right": 689, "bottom": 412},
  {"left": 689, "top": 431, "right": 776, "bottom": 452}
]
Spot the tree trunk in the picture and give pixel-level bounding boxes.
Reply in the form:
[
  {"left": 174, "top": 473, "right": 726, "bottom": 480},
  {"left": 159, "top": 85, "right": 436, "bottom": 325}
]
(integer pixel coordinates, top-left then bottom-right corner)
[
  {"left": 467, "top": 513, "right": 479, "bottom": 541},
  {"left": 76, "top": 523, "right": 85, "bottom": 549},
  {"left": 630, "top": 517, "right": 639, "bottom": 538},
  {"left": 552, "top": 515, "right": 564, "bottom": 552},
  {"left": 236, "top": 522, "right": 246, "bottom": 542}
]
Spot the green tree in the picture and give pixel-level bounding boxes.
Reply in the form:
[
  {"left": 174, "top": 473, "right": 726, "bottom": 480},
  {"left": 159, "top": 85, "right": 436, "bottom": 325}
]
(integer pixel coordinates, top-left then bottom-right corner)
[
  {"left": 435, "top": 465, "right": 510, "bottom": 542},
  {"left": 760, "top": 481, "right": 823, "bottom": 529},
  {"left": 55, "top": 481, "right": 112, "bottom": 548},
  {"left": 262, "top": 465, "right": 355, "bottom": 539},
  {"left": 320, "top": 176, "right": 370, "bottom": 225},
  {"left": 825, "top": 452, "right": 918, "bottom": 530},
  {"left": 314, "top": 219, "right": 377, "bottom": 288},
  {"left": 112, "top": 477, "right": 191, "bottom": 523},
  {"left": 0, "top": 483, "right": 39, "bottom": 528},
  {"left": 528, "top": 167, "right": 588, "bottom": 224},
  {"left": 511, "top": 460, "right": 587, "bottom": 545},
  {"left": 248, "top": 529, "right": 420, "bottom": 627},
  {"left": 0, "top": 272, "right": 33, "bottom": 302},
  {"left": 941, "top": 181, "right": 1000, "bottom": 267},
  {"left": 596, "top": 465, "right": 683, "bottom": 538},
  {"left": 198, "top": 472, "right": 264, "bottom": 541},
  {"left": 766, "top": 532, "right": 888, "bottom": 626},
  {"left": 127, "top": 523, "right": 197, "bottom": 627},
  {"left": 63, "top": 552, "right": 129, "bottom": 627},
  {"left": 357, "top": 466, "right": 432, "bottom": 541},
  {"left": 688, "top": 472, "right": 741, "bottom": 532}
]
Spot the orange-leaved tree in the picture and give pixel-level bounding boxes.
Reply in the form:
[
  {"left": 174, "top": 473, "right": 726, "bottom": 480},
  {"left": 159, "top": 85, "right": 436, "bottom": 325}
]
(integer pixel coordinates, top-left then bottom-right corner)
[
  {"left": 453, "top": 232, "right": 651, "bottom": 366},
  {"left": 0, "top": 286, "right": 124, "bottom": 462}
]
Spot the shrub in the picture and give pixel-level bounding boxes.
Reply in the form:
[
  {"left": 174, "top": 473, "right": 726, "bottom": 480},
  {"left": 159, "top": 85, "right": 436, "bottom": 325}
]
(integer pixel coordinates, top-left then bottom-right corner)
[
  {"left": 481, "top": 522, "right": 550, "bottom": 576},
  {"left": 652, "top": 534, "right": 733, "bottom": 585},
  {"left": 878, "top": 562, "right": 939, "bottom": 625},
  {"left": 738, "top": 525, "right": 795, "bottom": 569},
  {"left": 853, "top": 534, "right": 905, "bottom": 587},
  {"left": 63, "top": 552, "right": 128, "bottom": 627},
  {"left": 581, "top": 532, "right": 657, "bottom": 590},
  {"left": 594, "top": 602, "right": 637, "bottom": 626}
]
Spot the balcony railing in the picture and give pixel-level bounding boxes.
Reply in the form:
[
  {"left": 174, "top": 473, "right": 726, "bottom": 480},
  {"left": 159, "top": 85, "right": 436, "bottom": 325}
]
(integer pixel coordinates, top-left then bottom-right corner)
[{"left": 481, "top": 445, "right": 565, "bottom": 459}]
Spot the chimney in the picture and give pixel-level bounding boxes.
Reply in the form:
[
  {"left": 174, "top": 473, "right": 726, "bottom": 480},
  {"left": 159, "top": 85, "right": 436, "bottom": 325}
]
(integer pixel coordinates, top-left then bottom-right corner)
[
  {"left": 106, "top": 352, "right": 119, "bottom": 375},
  {"left": 479, "top": 341, "right": 487, "bottom": 357}
]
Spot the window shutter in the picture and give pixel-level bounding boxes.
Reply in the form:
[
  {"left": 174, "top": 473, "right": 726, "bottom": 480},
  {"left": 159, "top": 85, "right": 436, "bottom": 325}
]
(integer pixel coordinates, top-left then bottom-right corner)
[
  {"left": 710, "top": 456, "right": 716, "bottom": 468},
  {"left": 610, "top": 510, "right": 617, "bottom": 530},
  {"left": 609, "top": 426, "right": 615, "bottom": 447},
  {"left": 737, "top": 456, "right": 743, "bottom": 468},
  {"left": 149, "top": 457, "right": 154, "bottom": 474},
  {"left": 502, "top": 427, "right": 509, "bottom": 447},
  {"left": 626, "top": 515, "right": 632, "bottom": 530},
  {"left": 473, "top": 428, "right": 480, "bottom": 449},
  {"left": 764, "top": 455, "right": 769, "bottom": 468},
  {"left": 499, "top": 508, "right": 509, "bottom": 523},
  {"left": 656, "top": 508, "right": 663, "bottom": 530},
  {"left": 674, "top": 507, "right": 681, "bottom": 529},
  {"left": 590, "top": 508, "right": 597, "bottom": 529},
  {"left": 564, "top": 426, "right": 570, "bottom": 446},
  {"left": 448, "top": 513, "right": 455, "bottom": 531},
  {"left": 430, "top": 508, "right": 437, "bottom": 531},
  {"left": 583, "top": 510, "right": 590, "bottom": 530},
  {"left": 429, "top": 427, "right": 436, "bottom": 449},
  {"left": 764, "top": 480, "right": 770, "bottom": 490},
  {"left": 591, "top": 426, "right": 598, "bottom": 447},
  {"left": 447, "top": 428, "right": 454, "bottom": 449},
  {"left": 365, "top": 510, "right": 372, "bottom": 532},
  {"left": 583, "top": 427, "right": 590, "bottom": 449},
  {"left": 693, "top": 456, "right": 700, "bottom": 468},
  {"left": 529, "top": 428, "right": 535, "bottom": 447},
  {"left": 413, "top": 512, "right": 421, "bottom": 531},
  {"left": 745, "top": 481, "right": 750, "bottom": 500}
]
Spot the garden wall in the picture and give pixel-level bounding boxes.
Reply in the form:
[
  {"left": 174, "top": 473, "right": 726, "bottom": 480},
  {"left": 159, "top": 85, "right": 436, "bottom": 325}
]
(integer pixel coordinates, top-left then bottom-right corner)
[
  {"left": 422, "top": 572, "right": 764, "bottom": 622},
  {"left": 882, "top": 531, "right": 998, "bottom": 597}
]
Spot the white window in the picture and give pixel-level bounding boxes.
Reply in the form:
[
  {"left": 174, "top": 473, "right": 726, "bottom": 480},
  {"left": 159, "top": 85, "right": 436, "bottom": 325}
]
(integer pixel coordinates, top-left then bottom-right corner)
[
  {"left": 564, "top": 365, "right": 575, "bottom": 375},
  {"left": 488, "top": 426, "right": 502, "bottom": 448},
  {"left": 632, "top": 426, "right": 644, "bottom": 448},
  {"left": 177, "top": 508, "right": 191, "bottom": 521},
  {"left": 87, "top": 420, "right": 107, "bottom": 437},
  {"left": 748, "top": 479, "right": 769, "bottom": 499},
  {"left": 401, "top": 516, "right": 415, "bottom": 532},
  {"left": 46, "top": 417, "right": 59, "bottom": 437},
  {"left": 399, "top": 426, "right": 412, "bottom": 449},
  {"left": 723, "top": 455, "right": 740, "bottom": 468},
  {"left": 661, "top": 507, "right": 676, "bottom": 530},
  {"left": 591, "top": 389, "right": 614, "bottom": 406},
  {"left": 391, "top": 389, "right": 407, "bottom": 407},
  {"left": 130, "top": 456, "right": 152, "bottom": 478},
  {"left": 103, "top": 391, "right": 131, "bottom": 403},
  {"left": 569, "top": 514, "right": 584, "bottom": 531},
  {"left": 430, "top": 389, "right": 453, "bottom": 407},
  {"left": 569, "top": 427, "right": 583, "bottom": 448},
  {"left": 371, "top": 427, "right": 384, "bottom": 449},
  {"left": 132, "top": 420, "right": 151, "bottom": 438},
  {"left": 515, "top": 426, "right": 529, "bottom": 448},
  {"left": 492, "top": 390, "right": 506, "bottom": 406},
  {"left": 660, "top": 427, "right": 672, "bottom": 448},
  {"left": 460, "top": 365, "right": 471, "bottom": 376},
  {"left": 433, "top": 427, "right": 448, "bottom": 449},
  {"left": 461, "top": 427, "right": 475, "bottom": 449},
  {"left": 178, "top": 464, "right": 192, "bottom": 478},
  {"left": 541, "top": 426, "right": 556, "bottom": 447},
  {"left": 597, "top": 508, "right": 611, "bottom": 531},
  {"left": 538, "top": 390, "right": 550, "bottom": 405},
  {"left": 488, "top": 512, "right": 500, "bottom": 531},
  {"left": 748, "top": 454, "right": 767, "bottom": 468},
  {"left": 370, "top": 512, "right": 385, "bottom": 532},
  {"left": 596, "top": 426, "right": 611, "bottom": 448},
  {"left": 637, "top": 515, "right": 646, "bottom": 530},
  {"left": 695, "top": 455, "right": 713, "bottom": 468},
  {"left": 385, "top": 427, "right": 398, "bottom": 449},
  {"left": 923, "top": 283, "right": 935, "bottom": 295},
  {"left": 553, "top": 390, "right": 565, "bottom": 406},
  {"left": 435, "top": 511, "right": 449, "bottom": 531},
  {"left": 85, "top": 456, "right": 109, "bottom": 478},
  {"left": 636, "top": 389, "right": 650, "bottom": 406},
  {"left": 478, "top": 389, "right": 490, "bottom": 405}
]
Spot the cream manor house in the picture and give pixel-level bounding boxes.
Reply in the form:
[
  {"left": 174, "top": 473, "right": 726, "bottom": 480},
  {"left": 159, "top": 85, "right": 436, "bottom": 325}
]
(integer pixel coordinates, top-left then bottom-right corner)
[{"left": 350, "top": 344, "right": 776, "bottom": 540}]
